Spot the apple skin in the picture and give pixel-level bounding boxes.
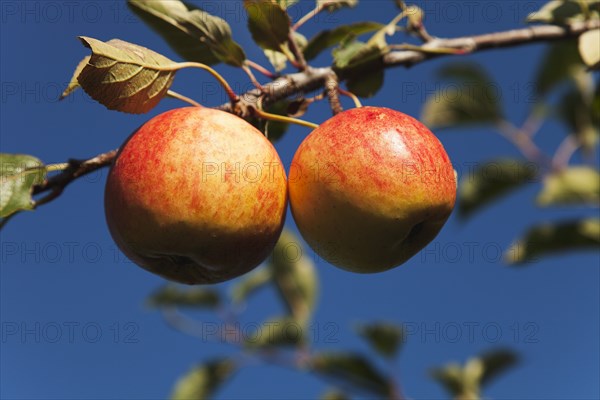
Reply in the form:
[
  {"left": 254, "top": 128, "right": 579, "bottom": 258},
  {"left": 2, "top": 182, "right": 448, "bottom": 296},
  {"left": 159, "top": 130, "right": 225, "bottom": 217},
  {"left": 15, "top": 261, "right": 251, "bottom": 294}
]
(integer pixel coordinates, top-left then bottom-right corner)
[
  {"left": 105, "top": 107, "right": 287, "bottom": 284},
  {"left": 288, "top": 106, "right": 456, "bottom": 273}
]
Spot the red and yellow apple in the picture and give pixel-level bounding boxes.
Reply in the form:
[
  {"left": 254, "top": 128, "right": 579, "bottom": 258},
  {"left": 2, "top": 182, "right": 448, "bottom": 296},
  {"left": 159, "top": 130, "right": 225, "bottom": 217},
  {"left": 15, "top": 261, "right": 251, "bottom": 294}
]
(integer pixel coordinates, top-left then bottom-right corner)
[
  {"left": 288, "top": 106, "right": 456, "bottom": 273},
  {"left": 104, "top": 107, "right": 287, "bottom": 284}
]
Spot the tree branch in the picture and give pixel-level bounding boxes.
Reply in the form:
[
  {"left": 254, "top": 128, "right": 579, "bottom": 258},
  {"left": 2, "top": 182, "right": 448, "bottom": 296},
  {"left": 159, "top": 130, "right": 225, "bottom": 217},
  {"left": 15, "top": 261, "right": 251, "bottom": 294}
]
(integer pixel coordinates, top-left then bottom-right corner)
[
  {"left": 219, "top": 20, "right": 599, "bottom": 113},
  {"left": 32, "top": 150, "right": 118, "bottom": 202}
]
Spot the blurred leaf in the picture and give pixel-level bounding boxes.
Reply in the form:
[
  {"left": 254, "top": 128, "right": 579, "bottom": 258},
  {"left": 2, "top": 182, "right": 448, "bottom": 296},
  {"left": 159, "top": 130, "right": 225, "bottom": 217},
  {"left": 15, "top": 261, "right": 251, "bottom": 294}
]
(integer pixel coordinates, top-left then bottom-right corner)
[
  {"left": 77, "top": 36, "right": 176, "bottom": 114},
  {"left": 60, "top": 56, "right": 90, "bottom": 99},
  {"left": 430, "top": 364, "right": 465, "bottom": 397},
  {"left": 356, "top": 322, "right": 405, "bottom": 359},
  {"left": 535, "top": 40, "right": 586, "bottom": 95},
  {"left": 277, "top": 0, "right": 299, "bottom": 8},
  {"left": 269, "top": 230, "right": 318, "bottom": 324},
  {"left": 579, "top": 28, "right": 600, "bottom": 68},
  {"left": 0, "top": 154, "right": 46, "bottom": 218},
  {"left": 244, "top": 316, "right": 304, "bottom": 348},
  {"left": 230, "top": 266, "right": 272, "bottom": 304},
  {"left": 320, "top": 389, "right": 350, "bottom": 400},
  {"left": 245, "top": 0, "right": 291, "bottom": 52},
  {"left": 128, "top": 0, "right": 245, "bottom": 66},
  {"left": 558, "top": 85, "right": 599, "bottom": 150},
  {"left": 304, "top": 22, "right": 384, "bottom": 61},
  {"left": 421, "top": 62, "right": 503, "bottom": 128},
  {"left": 311, "top": 352, "right": 393, "bottom": 397},
  {"left": 319, "top": 0, "right": 358, "bottom": 12},
  {"left": 505, "top": 218, "right": 600, "bottom": 264},
  {"left": 479, "top": 349, "right": 519, "bottom": 386},
  {"left": 347, "top": 69, "right": 384, "bottom": 98},
  {"left": 148, "top": 285, "right": 220, "bottom": 308},
  {"left": 265, "top": 32, "right": 307, "bottom": 71},
  {"left": 332, "top": 39, "right": 385, "bottom": 71},
  {"left": 171, "top": 358, "right": 235, "bottom": 400},
  {"left": 459, "top": 159, "right": 538, "bottom": 218},
  {"left": 537, "top": 167, "right": 600, "bottom": 206},
  {"left": 527, "top": 0, "right": 599, "bottom": 24}
]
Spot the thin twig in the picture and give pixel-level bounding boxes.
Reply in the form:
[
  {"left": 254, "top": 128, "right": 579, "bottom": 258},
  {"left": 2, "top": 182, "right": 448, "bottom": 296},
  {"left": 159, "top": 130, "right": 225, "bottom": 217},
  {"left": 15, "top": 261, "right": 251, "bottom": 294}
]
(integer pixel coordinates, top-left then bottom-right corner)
[
  {"left": 287, "top": 32, "right": 308, "bottom": 71},
  {"left": 245, "top": 59, "right": 278, "bottom": 79},
  {"left": 496, "top": 120, "right": 550, "bottom": 167},
  {"left": 324, "top": 73, "right": 343, "bottom": 115},
  {"left": 552, "top": 134, "right": 581, "bottom": 170}
]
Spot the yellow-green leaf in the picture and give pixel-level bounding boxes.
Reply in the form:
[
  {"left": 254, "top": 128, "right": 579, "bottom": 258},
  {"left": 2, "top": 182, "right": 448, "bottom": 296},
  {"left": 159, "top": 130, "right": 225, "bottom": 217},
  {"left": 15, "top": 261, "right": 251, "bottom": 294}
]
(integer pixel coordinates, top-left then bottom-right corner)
[
  {"left": 535, "top": 40, "right": 586, "bottom": 95},
  {"left": 171, "top": 359, "right": 235, "bottom": 400},
  {"left": 318, "top": 0, "right": 358, "bottom": 12},
  {"left": 0, "top": 154, "right": 46, "bottom": 219},
  {"left": 60, "top": 56, "right": 90, "bottom": 100},
  {"left": 244, "top": 316, "right": 304, "bottom": 348},
  {"left": 230, "top": 266, "right": 272, "bottom": 304},
  {"left": 128, "top": 0, "right": 245, "bottom": 67},
  {"left": 245, "top": 0, "right": 291, "bottom": 52},
  {"left": 304, "top": 22, "right": 383, "bottom": 61},
  {"left": 579, "top": 28, "right": 600, "bottom": 68},
  {"left": 537, "top": 166, "right": 600, "bottom": 206},
  {"left": 356, "top": 322, "right": 405, "bottom": 359},
  {"left": 77, "top": 36, "right": 177, "bottom": 114},
  {"left": 505, "top": 218, "right": 600, "bottom": 264},
  {"left": 527, "top": 0, "right": 600, "bottom": 25},
  {"left": 269, "top": 230, "right": 318, "bottom": 324}
]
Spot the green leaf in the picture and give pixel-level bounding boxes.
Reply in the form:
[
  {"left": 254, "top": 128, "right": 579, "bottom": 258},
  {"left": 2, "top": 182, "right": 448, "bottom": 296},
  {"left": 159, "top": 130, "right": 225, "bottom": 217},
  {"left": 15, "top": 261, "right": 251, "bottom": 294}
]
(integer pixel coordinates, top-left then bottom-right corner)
[
  {"left": 269, "top": 230, "right": 318, "bottom": 324},
  {"left": 265, "top": 32, "right": 307, "bottom": 71},
  {"left": 430, "top": 364, "right": 467, "bottom": 397},
  {"left": 244, "top": 316, "right": 304, "bottom": 348},
  {"left": 318, "top": 0, "right": 358, "bottom": 12},
  {"left": 479, "top": 349, "right": 519, "bottom": 386},
  {"left": 320, "top": 389, "right": 350, "bottom": 400},
  {"left": 60, "top": 56, "right": 90, "bottom": 99},
  {"left": 527, "top": 0, "right": 600, "bottom": 25},
  {"left": 277, "top": 0, "right": 299, "bottom": 9},
  {"left": 421, "top": 62, "right": 503, "bottom": 128},
  {"left": 245, "top": 0, "right": 291, "bottom": 52},
  {"left": 505, "top": 218, "right": 600, "bottom": 264},
  {"left": 332, "top": 39, "right": 385, "bottom": 71},
  {"left": 148, "top": 285, "right": 221, "bottom": 308},
  {"left": 171, "top": 358, "right": 235, "bottom": 400},
  {"left": 558, "top": 85, "right": 599, "bottom": 150},
  {"left": 459, "top": 159, "right": 538, "bottom": 218},
  {"left": 537, "top": 166, "right": 600, "bottom": 206},
  {"left": 128, "top": 0, "right": 246, "bottom": 67},
  {"left": 311, "top": 352, "right": 393, "bottom": 397},
  {"left": 346, "top": 69, "right": 384, "bottom": 98},
  {"left": 77, "top": 36, "right": 177, "bottom": 114},
  {"left": 230, "top": 266, "right": 272, "bottom": 304},
  {"left": 0, "top": 154, "right": 46, "bottom": 218},
  {"left": 356, "top": 322, "right": 405, "bottom": 359},
  {"left": 579, "top": 28, "right": 600, "bottom": 68},
  {"left": 535, "top": 40, "right": 586, "bottom": 95},
  {"left": 304, "top": 22, "right": 384, "bottom": 61}
]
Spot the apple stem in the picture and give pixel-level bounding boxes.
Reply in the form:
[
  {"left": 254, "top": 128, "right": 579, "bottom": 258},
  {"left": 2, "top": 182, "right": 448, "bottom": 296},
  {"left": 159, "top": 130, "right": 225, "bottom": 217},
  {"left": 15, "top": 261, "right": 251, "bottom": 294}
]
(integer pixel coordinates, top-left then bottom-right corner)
[
  {"left": 338, "top": 88, "right": 363, "bottom": 108},
  {"left": 167, "top": 90, "right": 202, "bottom": 107},
  {"left": 253, "top": 107, "right": 319, "bottom": 130},
  {"left": 176, "top": 62, "right": 239, "bottom": 105}
]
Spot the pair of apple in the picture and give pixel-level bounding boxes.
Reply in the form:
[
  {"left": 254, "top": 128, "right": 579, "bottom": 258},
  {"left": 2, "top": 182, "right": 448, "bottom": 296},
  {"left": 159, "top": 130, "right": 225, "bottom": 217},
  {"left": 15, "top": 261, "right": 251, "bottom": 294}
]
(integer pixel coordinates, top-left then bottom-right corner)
[{"left": 105, "top": 106, "right": 456, "bottom": 284}]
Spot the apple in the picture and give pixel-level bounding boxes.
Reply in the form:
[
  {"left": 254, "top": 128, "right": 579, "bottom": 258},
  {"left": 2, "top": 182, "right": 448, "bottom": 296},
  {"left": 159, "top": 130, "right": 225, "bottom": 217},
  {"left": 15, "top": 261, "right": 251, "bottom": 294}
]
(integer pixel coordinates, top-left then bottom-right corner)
[
  {"left": 105, "top": 107, "right": 287, "bottom": 284},
  {"left": 288, "top": 106, "right": 456, "bottom": 273}
]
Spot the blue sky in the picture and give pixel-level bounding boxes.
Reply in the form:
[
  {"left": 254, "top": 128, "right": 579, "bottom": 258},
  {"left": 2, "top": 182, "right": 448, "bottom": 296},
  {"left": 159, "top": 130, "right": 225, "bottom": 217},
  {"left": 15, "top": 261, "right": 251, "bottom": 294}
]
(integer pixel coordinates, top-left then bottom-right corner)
[{"left": 1, "top": 1, "right": 599, "bottom": 399}]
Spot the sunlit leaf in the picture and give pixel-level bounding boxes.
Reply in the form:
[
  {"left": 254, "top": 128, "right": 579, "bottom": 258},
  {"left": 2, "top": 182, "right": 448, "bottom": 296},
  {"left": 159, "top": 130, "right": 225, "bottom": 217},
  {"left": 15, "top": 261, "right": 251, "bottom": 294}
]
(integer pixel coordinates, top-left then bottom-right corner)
[
  {"left": 558, "top": 85, "right": 599, "bottom": 150},
  {"left": 318, "top": 0, "right": 358, "bottom": 12},
  {"left": 77, "top": 36, "right": 177, "bottom": 114},
  {"left": 171, "top": 358, "right": 235, "bottom": 400},
  {"left": 269, "top": 230, "right": 318, "bottom": 324},
  {"left": 0, "top": 154, "right": 46, "bottom": 218},
  {"left": 60, "top": 56, "right": 90, "bottom": 99},
  {"left": 245, "top": 0, "right": 291, "bottom": 52},
  {"left": 128, "top": 0, "right": 245, "bottom": 66},
  {"left": 148, "top": 285, "right": 221, "bottom": 308},
  {"left": 537, "top": 166, "right": 600, "bottom": 206},
  {"left": 304, "top": 22, "right": 383, "bottom": 61},
  {"left": 459, "top": 159, "right": 538, "bottom": 218},
  {"left": 230, "top": 266, "right": 272, "bottom": 304},
  {"left": 311, "top": 352, "right": 393, "bottom": 397},
  {"left": 244, "top": 316, "right": 304, "bottom": 348},
  {"left": 527, "top": 0, "right": 600, "bottom": 24},
  {"left": 277, "top": 0, "right": 299, "bottom": 9},
  {"left": 505, "top": 218, "right": 600, "bottom": 264},
  {"left": 264, "top": 49, "right": 288, "bottom": 72},
  {"left": 430, "top": 364, "right": 465, "bottom": 397},
  {"left": 320, "top": 389, "right": 349, "bottom": 400},
  {"left": 356, "top": 322, "right": 405, "bottom": 359},
  {"left": 535, "top": 40, "right": 586, "bottom": 95},
  {"left": 332, "top": 39, "right": 385, "bottom": 71},
  {"left": 579, "top": 28, "right": 600, "bottom": 68}
]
